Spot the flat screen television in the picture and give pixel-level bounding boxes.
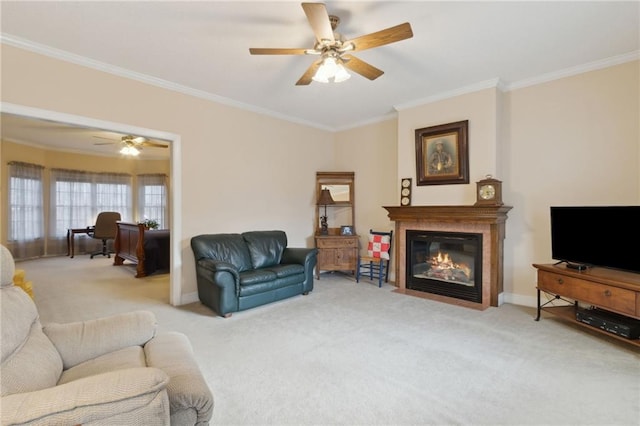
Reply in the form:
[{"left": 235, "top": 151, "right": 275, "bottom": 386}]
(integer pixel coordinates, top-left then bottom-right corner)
[{"left": 550, "top": 206, "right": 640, "bottom": 273}]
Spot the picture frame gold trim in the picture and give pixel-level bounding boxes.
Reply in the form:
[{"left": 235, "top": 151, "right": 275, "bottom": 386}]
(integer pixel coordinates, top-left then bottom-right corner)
[{"left": 415, "top": 120, "right": 469, "bottom": 186}]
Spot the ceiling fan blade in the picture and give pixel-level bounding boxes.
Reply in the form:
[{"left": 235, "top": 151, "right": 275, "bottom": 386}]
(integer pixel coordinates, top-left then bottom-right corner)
[
  {"left": 93, "top": 142, "right": 116, "bottom": 146},
  {"left": 345, "top": 22, "right": 413, "bottom": 52},
  {"left": 249, "top": 48, "right": 308, "bottom": 55},
  {"left": 93, "top": 135, "right": 118, "bottom": 141},
  {"left": 302, "top": 2, "right": 334, "bottom": 44},
  {"left": 140, "top": 141, "right": 169, "bottom": 148},
  {"left": 296, "top": 60, "right": 322, "bottom": 86},
  {"left": 342, "top": 55, "right": 384, "bottom": 80}
]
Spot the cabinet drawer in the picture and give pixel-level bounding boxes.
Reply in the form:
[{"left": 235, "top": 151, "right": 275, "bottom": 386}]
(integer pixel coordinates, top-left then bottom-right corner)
[
  {"left": 538, "top": 271, "right": 637, "bottom": 316},
  {"left": 316, "top": 237, "right": 358, "bottom": 249}
]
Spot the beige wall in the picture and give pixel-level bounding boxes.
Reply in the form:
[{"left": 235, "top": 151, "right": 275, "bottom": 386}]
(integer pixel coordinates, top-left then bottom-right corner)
[
  {"left": 503, "top": 60, "right": 639, "bottom": 305},
  {"left": 2, "top": 42, "right": 638, "bottom": 307},
  {"left": 397, "top": 87, "right": 501, "bottom": 205},
  {"left": 394, "top": 60, "right": 639, "bottom": 305},
  {"left": 334, "top": 118, "right": 398, "bottom": 274},
  {"left": 1, "top": 45, "right": 335, "bottom": 302}
]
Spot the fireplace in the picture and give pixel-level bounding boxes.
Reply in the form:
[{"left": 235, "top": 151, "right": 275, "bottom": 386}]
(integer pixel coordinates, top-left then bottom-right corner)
[
  {"left": 406, "top": 230, "right": 482, "bottom": 303},
  {"left": 384, "top": 205, "right": 511, "bottom": 310}
]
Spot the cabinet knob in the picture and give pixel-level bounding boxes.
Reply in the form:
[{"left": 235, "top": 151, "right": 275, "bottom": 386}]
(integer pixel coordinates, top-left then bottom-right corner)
[
  {"left": 604, "top": 290, "right": 612, "bottom": 297},
  {"left": 557, "top": 278, "right": 564, "bottom": 284}
]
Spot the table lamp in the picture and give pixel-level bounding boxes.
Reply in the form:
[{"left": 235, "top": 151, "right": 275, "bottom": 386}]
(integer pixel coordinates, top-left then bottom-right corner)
[{"left": 318, "top": 188, "right": 335, "bottom": 235}]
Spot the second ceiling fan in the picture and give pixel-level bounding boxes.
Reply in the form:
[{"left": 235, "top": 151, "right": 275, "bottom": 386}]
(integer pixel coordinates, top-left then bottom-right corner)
[
  {"left": 249, "top": 2, "right": 413, "bottom": 85},
  {"left": 94, "top": 135, "right": 168, "bottom": 156}
]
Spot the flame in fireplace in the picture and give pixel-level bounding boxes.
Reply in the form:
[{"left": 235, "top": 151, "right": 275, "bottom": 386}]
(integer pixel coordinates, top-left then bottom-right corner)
[{"left": 426, "top": 251, "right": 472, "bottom": 283}]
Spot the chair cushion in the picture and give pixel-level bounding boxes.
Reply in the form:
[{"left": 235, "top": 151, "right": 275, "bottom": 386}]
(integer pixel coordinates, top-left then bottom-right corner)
[
  {"left": 58, "top": 346, "right": 146, "bottom": 385},
  {"left": 367, "top": 234, "right": 391, "bottom": 260}
]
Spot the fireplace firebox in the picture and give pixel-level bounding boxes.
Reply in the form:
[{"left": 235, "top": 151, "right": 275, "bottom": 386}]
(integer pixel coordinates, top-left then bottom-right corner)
[{"left": 406, "top": 230, "right": 483, "bottom": 303}]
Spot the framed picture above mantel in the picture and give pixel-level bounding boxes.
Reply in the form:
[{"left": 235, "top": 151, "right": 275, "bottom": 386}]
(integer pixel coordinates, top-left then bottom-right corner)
[{"left": 415, "top": 120, "right": 469, "bottom": 186}]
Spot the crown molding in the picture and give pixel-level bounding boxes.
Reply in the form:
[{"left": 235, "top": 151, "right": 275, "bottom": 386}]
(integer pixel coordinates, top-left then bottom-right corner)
[
  {"left": 393, "top": 79, "right": 504, "bottom": 112},
  {"left": 503, "top": 50, "right": 640, "bottom": 91},
  {"left": 3, "top": 34, "right": 638, "bottom": 133},
  {"left": 1, "top": 34, "right": 333, "bottom": 132}
]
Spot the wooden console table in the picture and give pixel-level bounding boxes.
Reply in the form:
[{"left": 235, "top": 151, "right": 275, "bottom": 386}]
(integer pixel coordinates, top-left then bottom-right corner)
[
  {"left": 534, "top": 263, "right": 640, "bottom": 347},
  {"left": 315, "top": 235, "right": 358, "bottom": 279}
]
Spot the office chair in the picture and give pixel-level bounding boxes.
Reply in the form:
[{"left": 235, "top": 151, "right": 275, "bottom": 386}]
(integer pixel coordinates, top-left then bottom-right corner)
[
  {"left": 88, "top": 211, "right": 121, "bottom": 258},
  {"left": 356, "top": 229, "right": 393, "bottom": 287}
]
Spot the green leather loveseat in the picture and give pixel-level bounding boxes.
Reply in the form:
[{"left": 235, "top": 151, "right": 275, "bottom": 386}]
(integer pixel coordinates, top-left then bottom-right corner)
[{"left": 191, "top": 231, "right": 317, "bottom": 317}]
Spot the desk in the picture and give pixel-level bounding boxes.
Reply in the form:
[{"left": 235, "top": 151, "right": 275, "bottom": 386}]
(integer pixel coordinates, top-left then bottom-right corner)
[{"left": 67, "top": 228, "right": 91, "bottom": 258}]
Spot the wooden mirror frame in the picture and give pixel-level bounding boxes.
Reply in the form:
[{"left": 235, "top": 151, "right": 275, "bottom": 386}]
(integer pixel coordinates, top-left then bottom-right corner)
[
  {"left": 315, "top": 171, "right": 355, "bottom": 236},
  {"left": 316, "top": 172, "right": 354, "bottom": 206}
]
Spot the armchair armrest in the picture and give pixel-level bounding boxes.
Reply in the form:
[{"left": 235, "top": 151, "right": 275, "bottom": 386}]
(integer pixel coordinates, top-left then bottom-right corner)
[
  {"left": 1, "top": 367, "right": 169, "bottom": 426},
  {"left": 43, "top": 311, "right": 157, "bottom": 369},
  {"left": 145, "top": 332, "right": 214, "bottom": 425}
]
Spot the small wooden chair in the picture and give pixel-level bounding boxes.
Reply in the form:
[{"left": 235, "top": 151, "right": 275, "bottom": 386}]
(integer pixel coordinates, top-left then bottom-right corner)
[{"left": 356, "top": 229, "right": 393, "bottom": 287}]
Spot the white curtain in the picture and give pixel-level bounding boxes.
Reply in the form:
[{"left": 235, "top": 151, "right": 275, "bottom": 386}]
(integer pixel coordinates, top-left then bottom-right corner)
[
  {"left": 49, "top": 168, "right": 132, "bottom": 255},
  {"left": 7, "top": 161, "right": 45, "bottom": 260},
  {"left": 137, "top": 174, "right": 169, "bottom": 229}
]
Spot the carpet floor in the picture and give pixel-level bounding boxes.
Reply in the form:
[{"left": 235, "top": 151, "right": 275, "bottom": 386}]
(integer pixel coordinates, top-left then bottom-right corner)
[{"left": 18, "top": 255, "right": 640, "bottom": 425}]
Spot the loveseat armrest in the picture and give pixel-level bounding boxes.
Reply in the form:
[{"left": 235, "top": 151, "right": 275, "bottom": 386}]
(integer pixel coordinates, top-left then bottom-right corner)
[
  {"left": 197, "top": 258, "right": 239, "bottom": 280},
  {"left": 282, "top": 247, "right": 318, "bottom": 294},
  {"left": 281, "top": 247, "right": 317, "bottom": 265},
  {"left": 195, "top": 259, "right": 240, "bottom": 316},
  {"left": 43, "top": 310, "right": 157, "bottom": 369},
  {"left": 145, "top": 332, "right": 214, "bottom": 426},
  {"left": 1, "top": 367, "right": 170, "bottom": 426}
]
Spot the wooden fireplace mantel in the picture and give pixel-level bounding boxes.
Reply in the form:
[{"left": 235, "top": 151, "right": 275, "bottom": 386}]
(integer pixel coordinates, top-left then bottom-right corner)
[
  {"left": 384, "top": 205, "right": 512, "bottom": 309},
  {"left": 384, "top": 205, "right": 512, "bottom": 224}
]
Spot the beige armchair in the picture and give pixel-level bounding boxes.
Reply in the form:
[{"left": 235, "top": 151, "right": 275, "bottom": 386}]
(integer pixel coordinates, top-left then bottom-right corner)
[{"left": 0, "top": 245, "right": 213, "bottom": 425}]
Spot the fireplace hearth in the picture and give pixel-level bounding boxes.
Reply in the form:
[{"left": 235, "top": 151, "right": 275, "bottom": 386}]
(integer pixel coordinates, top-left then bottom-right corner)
[{"left": 384, "top": 205, "right": 511, "bottom": 310}]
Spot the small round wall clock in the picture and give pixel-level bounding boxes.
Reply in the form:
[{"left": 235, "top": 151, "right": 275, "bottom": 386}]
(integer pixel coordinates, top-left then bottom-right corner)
[
  {"left": 400, "top": 178, "right": 412, "bottom": 206},
  {"left": 474, "top": 175, "right": 503, "bottom": 206}
]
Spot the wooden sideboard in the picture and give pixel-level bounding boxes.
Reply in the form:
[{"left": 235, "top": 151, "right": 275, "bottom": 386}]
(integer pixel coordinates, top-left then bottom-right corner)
[
  {"left": 534, "top": 263, "right": 640, "bottom": 347},
  {"left": 315, "top": 235, "right": 358, "bottom": 279}
]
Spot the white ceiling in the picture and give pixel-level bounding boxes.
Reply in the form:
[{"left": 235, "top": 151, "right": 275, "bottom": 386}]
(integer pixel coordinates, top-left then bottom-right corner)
[{"left": 1, "top": 1, "right": 639, "bottom": 155}]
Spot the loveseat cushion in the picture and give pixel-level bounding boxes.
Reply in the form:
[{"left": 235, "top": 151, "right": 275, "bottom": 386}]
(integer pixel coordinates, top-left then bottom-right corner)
[
  {"left": 242, "top": 230, "right": 286, "bottom": 269},
  {"left": 267, "top": 263, "right": 305, "bottom": 278},
  {"left": 239, "top": 269, "right": 277, "bottom": 286},
  {"left": 191, "top": 234, "right": 253, "bottom": 272}
]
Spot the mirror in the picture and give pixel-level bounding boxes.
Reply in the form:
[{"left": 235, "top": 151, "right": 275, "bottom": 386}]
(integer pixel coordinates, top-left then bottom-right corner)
[{"left": 321, "top": 184, "right": 350, "bottom": 203}]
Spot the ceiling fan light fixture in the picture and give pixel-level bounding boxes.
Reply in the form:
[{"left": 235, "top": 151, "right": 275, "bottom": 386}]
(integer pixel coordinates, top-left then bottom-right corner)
[
  {"left": 312, "top": 55, "right": 350, "bottom": 83},
  {"left": 333, "top": 64, "right": 351, "bottom": 82},
  {"left": 120, "top": 145, "right": 140, "bottom": 156}
]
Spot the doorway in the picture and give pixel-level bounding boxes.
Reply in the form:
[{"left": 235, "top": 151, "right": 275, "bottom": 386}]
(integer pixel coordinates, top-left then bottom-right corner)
[{"left": 1, "top": 102, "right": 183, "bottom": 305}]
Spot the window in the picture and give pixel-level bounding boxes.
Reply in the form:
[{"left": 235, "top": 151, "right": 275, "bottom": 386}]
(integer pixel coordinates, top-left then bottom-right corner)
[
  {"left": 7, "top": 162, "right": 45, "bottom": 259},
  {"left": 138, "top": 174, "right": 168, "bottom": 229},
  {"left": 49, "top": 169, "right": 132, "bottom": 254}
]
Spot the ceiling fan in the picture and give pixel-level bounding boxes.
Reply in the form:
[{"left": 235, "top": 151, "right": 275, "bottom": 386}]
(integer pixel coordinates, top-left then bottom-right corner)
[
  {"left": 249, "top": 2, "right": 413, "bottom": 85},
  {"left": 94, "top": 135, "right": 168, "bottom": 156}
]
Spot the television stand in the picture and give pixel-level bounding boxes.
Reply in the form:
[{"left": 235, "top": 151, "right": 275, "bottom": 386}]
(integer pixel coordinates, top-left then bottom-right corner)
[{"left": 533, "top": 263, "right": 640, "bottom": 348}]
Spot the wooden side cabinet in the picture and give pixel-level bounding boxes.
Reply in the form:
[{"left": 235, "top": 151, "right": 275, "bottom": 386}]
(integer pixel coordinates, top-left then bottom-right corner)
[
  {"left": 315, "top": 235, "right": 358, "bottom": 279},
  {"left": 534, "top": 263, "right": 640, "bottom": 347}
]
